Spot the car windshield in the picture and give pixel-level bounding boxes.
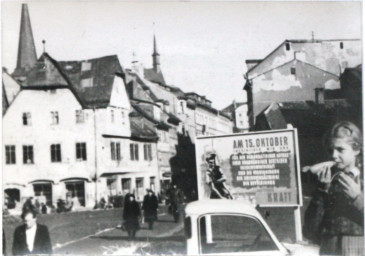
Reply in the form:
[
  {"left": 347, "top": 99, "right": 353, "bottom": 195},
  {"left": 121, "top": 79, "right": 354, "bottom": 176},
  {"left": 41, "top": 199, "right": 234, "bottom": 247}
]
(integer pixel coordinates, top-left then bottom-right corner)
[{"left": 199, "top": 214, "right": 279, "bottom": 254}]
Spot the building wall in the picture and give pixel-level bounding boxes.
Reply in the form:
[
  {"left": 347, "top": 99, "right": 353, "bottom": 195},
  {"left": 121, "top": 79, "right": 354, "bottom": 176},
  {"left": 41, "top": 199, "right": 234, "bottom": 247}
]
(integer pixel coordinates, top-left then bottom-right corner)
[
  {"left": 3, "top": 89, "right": 96, "bottom": 207},
  {"left": 3, "top": 71, "right": 21, "bottom": 105},
  {"left": 248, "top": 40, "right": 361, "bottom": 78},
  {"left": 97, "top": 137, "right": 159, "bottom": 202},
  {"left": 250, "top": 60, "right": 339, "bottom": 120},
  {"left": 195, "top": 107, "right": 233, "bottom": 137},
  {"left": 3, "top": 85, "right": 160, "bottom": 207},
  {"left": 235, "top": 104, "right": 249, "bottom": 130}
]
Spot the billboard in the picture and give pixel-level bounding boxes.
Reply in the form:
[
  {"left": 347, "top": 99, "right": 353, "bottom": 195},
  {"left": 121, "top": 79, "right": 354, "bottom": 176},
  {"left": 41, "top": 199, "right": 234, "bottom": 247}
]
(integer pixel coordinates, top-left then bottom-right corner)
[{"left": 195, "top": 129, "right": 302, "bottom": 206}]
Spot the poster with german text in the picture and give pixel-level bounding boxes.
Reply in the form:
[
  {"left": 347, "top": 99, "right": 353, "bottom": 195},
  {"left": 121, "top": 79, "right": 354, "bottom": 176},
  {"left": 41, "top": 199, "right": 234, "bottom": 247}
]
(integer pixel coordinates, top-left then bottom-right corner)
[{"left": 195, "top": 129, "right": 302, "bottom": 206}]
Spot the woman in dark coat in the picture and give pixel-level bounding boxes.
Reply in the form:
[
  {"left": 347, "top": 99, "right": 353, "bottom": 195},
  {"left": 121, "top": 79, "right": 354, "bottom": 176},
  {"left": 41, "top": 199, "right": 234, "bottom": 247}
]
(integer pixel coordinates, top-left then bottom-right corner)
[
  {"left": 123, "top": 194, "right": 140, "bottom": 239},
  {"left": 142, "top": 189, "right": 158, "bottom": 230}
]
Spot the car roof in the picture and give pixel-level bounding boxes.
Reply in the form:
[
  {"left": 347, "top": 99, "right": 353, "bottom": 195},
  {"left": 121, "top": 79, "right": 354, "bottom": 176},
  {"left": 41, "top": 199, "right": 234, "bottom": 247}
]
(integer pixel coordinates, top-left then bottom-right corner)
[{"left": 185, "top": 199, "right": 260, "bottom": 217}]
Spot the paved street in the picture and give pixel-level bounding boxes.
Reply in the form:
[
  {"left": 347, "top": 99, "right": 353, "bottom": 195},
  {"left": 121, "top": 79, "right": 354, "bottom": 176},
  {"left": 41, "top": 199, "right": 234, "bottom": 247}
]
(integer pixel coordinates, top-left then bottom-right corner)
[
  {"left": 3, "top": 206, "right": 186, "bottom": 255},
  {"left": 54, "top": 212, "right": 185, "bottom": 255}
]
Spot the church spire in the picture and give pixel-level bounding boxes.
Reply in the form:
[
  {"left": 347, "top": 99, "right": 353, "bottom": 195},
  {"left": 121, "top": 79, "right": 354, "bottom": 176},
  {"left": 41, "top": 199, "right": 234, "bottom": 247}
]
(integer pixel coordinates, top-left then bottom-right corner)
[
  {"left": 152, "top": 34, "right": 160, "bottom": 72},
  {"left": 13, "top": 4, "right": 37, "bottom": 78}
]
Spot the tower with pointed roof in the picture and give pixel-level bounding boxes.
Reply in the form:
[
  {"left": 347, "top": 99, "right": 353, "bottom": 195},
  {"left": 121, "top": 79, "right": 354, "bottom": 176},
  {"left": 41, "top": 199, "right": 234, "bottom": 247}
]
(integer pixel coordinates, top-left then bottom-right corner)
[
  {"left": 12, "top": 3, "right": 37, "bottom": 82},
  {"left": 152, "top": 35, "right": 160, "bottom": 73}
]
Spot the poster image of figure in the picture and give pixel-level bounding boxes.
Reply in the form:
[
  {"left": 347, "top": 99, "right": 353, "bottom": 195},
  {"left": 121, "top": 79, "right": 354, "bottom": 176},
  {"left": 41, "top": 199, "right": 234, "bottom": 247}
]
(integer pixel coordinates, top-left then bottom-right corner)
[
  {"left": 196, "top": 129, "right": 302, "bottom": 207},
  {"left": 205, "top": 153, "right": 233, "bottom": 199}
]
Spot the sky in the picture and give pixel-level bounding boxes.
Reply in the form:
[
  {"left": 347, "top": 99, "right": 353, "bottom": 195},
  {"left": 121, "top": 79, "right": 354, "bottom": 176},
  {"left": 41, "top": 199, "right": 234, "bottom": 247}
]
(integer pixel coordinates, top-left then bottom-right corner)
[{"left": 1, "top": 1, "right": 362, "bottom": 109}]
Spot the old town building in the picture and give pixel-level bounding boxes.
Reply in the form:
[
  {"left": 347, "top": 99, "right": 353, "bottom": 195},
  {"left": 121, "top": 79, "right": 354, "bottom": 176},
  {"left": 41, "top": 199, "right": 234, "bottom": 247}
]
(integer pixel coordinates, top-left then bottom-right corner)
[{"left": 244, "top": 39, "right": 361, "bottom": 129}]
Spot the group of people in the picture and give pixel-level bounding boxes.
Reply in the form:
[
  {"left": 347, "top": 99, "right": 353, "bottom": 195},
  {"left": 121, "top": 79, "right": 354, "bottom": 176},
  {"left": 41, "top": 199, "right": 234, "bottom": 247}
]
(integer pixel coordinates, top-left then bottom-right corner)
[
  {"left": 122, "top": 189, "right": 159, "bottom": 239},
  {"left": 304, "top": 121, "right": 364, "bottom": 256}
]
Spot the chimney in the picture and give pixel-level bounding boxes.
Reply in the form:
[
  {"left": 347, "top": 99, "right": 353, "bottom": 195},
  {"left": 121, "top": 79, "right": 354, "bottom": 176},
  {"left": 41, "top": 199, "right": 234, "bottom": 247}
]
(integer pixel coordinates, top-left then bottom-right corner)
[{"left": 315, "top": 88, "right": 325, "bottom": 104}]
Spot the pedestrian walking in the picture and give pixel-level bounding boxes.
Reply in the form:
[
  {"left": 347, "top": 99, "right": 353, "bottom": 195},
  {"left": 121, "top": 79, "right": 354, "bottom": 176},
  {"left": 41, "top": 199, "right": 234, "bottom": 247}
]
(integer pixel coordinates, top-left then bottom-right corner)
[
  {"left": 142, "top": 189, "right": 158, "bottom": 230},
  {"left": 168, "top": 185, "right": 184, "bottom": 223},
  {"left": 123, "top": 194, "right": 141, "bottom": 239},
  {"left": 12, "top": 204, "right": 52, "bottom": 255},
  {"left": 304, "top": 121, "right": 363, "bottom": 256}
]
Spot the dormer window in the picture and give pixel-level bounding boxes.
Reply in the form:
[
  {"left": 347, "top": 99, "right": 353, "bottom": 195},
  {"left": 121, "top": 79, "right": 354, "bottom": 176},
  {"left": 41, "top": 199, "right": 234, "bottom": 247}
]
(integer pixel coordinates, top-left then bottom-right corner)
[
  {"left": 81, "top": 61, "right": 92, "bottom": 71},
  {"left": 81, "top": 78, "right": 93, "bottom": 88}
]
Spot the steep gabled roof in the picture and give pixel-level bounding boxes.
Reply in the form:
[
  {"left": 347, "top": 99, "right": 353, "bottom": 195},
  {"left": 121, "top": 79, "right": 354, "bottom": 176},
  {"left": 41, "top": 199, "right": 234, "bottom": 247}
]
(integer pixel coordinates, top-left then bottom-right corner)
[
  {"left": 2, "top": 84, "right": 9, "bottom": 116},
  {"left": 144, "top": 68, "right": 166, "bottom": 85},
  {"left": 132, "top": 103, "right": 170, "bottom": 131},
  {"left": 24, "top": 53, "right": 72, "bottom": 87},
  {"left": 58, "top": 55, "right": 124, "bottom": 108},
  {"left": 247, "top": 39, "right": 361, "bottom": 77},
  {"left": 59, "top": 55, "right": 123, "bottom": 88},
  {"left": 256, "top": 100, "right": 356, "bottom": 136},
  {"left": 129, "top": 113, "right": 158, "bottom": 142}
]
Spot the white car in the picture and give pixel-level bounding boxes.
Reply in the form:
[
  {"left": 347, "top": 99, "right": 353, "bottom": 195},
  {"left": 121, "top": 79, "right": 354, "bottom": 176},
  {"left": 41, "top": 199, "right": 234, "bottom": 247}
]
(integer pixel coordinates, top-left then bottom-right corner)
[{"left": 184, "top": 200, "right": 318, "bottom": 256}]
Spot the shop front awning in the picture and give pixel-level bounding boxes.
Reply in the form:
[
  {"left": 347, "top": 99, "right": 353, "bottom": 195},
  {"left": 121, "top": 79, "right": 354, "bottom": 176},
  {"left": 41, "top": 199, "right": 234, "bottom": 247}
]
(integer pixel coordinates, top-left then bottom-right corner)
[
  {"left": 29, "top": 179, "right": 55, "bottom": 184},
  {"left": 59, "top": 177, "right": 90, "bottom": 183},
  {"left": 100, "top": 172, "right": 131, "bottom": 178}
]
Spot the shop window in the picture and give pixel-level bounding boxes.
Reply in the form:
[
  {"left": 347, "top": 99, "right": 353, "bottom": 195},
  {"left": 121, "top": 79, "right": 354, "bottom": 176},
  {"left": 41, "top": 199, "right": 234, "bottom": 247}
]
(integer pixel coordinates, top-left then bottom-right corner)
[
  {"left": 136, "top": 178, "right": 144, "bottom": 200},
  {"left": 122, "top": 178, "right": 131, "bottom": 195},
  {"left": 33, "top": 183, "right": 52, "bottom": 206},
  {"left": 65, "top": 181, "right": 85, "bottom": 206},
  {"left": 150, "top": 177, "right": 156, "bottom": 191}
]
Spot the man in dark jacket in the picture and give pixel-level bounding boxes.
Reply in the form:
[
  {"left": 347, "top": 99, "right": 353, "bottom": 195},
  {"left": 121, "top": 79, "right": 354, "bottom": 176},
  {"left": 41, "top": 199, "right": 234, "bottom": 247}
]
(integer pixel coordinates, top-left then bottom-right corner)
[
  {"left": 142, "top": 189, "right": 159, "bottom": 230},
  {"left": 12, "top": 205, "right": 52, "bottom": 255}
]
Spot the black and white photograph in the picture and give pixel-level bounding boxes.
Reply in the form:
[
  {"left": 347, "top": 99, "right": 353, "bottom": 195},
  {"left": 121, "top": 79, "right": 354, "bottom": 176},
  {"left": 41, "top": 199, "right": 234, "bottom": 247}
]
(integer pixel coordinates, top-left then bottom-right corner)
[{"left": 1, "top": 1, "right": 363, "bottom": 255}]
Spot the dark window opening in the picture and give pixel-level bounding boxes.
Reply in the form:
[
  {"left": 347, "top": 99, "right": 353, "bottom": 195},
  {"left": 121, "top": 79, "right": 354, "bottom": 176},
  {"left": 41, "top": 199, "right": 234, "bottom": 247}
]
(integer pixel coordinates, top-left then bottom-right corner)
[
  {"left": 5, "top": 145, "right": 16, "bottom": 164},
  {"left": 76, "top": 143, "right": 87, "bottom": 161},
  {"left": 50, "top": 144, "right": 62, "bottom": 162},
  {"left": 285, "top": 42, "right": 290, "bottom": 51},
  {"left": 290, "top": 67, "right": 296, "bottom": 75},
  {"left": 23, "top": 145, "right": 34, "bottom": 164}
]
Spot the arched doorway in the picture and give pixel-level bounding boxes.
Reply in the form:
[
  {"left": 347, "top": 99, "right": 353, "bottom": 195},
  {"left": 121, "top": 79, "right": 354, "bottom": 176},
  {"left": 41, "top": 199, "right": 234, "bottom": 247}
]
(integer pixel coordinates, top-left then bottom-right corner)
[
  {"left": 30, "top": 180, "right": 53, "bottom": 206},
  {"left": 61, "top": 178, "right": 87, "bottom": 206}
]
